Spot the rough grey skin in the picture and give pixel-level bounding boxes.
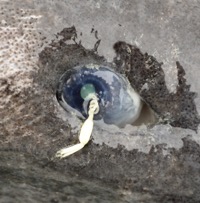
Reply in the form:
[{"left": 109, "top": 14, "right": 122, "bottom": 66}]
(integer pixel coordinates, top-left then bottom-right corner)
[
  {"left": 1, "top": 1, "right": 200, "bottom": 203},
  {"left": 113, "top": 41, "right": 200, "bottom": 131}
]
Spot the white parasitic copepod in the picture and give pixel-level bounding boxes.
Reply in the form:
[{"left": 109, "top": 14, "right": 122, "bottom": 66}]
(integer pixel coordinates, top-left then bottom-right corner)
[{"left": 55, "top": 64, "right": 142, "bottom": 158}]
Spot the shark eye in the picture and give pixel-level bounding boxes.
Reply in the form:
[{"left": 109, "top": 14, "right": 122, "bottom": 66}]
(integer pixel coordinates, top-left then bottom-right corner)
[{"left": 56, "top": 64, "right": 142, "bottom": 127}]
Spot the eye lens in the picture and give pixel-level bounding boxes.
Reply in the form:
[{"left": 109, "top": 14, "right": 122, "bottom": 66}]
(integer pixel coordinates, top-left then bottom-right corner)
[{"left": 80, "top": 83, "right": 96, "bottom": 100}]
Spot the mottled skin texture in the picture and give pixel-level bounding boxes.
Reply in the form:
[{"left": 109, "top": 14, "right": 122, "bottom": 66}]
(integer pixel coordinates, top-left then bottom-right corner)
[
  {"left": 15, "top": 27, "right": 198, "bottom": 202},
  {"left": 1, "top": 15, "right": 200, "bottom": 203},
  {"left": 113, "top": 41, "right": 200, "bottom": 131}
]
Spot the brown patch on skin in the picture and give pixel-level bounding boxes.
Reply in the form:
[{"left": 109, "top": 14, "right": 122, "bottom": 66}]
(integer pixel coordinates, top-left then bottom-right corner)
[{"left": 113, "top": 41, "right": 200, "bottom": 132}]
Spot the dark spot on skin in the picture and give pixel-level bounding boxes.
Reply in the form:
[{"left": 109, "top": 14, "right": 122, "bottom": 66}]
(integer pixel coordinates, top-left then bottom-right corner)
[
  {"left": 57, "top": 26, "right": 77, "bottom": 42},
  {"left": 93, "top": 39, "right": 101, "bottom": 52},
  {"left": 91, "top": 27, "right": 94, "bottom": 33},
  {"left": 94, "top": 30, "right": 98, "bottom": 39}
]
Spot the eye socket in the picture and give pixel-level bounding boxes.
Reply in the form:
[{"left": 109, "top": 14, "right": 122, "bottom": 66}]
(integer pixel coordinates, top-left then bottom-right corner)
[{"left": 56, "top": 64, "right": 144, "bottom": 127}]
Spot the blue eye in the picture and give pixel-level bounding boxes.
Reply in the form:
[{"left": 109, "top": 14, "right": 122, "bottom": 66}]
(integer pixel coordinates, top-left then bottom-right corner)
[{"left": 56, "top": 64, "right": 142, "bottom": 127}]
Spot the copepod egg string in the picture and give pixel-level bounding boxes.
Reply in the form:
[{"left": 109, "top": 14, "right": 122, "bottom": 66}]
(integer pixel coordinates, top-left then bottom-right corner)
[
  {"left": 79, "top": 97, "right": 99, "bottom": 145},
  {"left": 55, "top": 97, "right": 99, "bottom": 158}
]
